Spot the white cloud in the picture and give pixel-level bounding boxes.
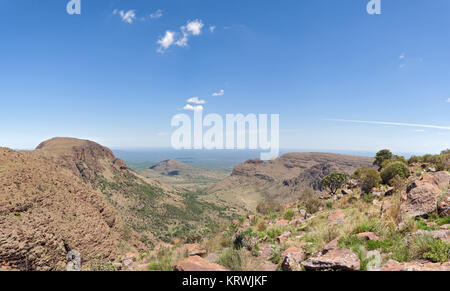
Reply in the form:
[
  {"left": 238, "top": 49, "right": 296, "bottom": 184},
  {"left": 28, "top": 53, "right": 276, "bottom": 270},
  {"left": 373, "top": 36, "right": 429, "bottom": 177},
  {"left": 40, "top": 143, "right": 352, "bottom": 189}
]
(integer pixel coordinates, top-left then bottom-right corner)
[
  {"left": 149, "top": 9, "right": 163, "bottom": 19},
  {"left": 446, "top": 98, "right": 450, "bottom": 103},
  {"left": 327, "top": 119, "right": 450, "bottom": 130},
  {"left": 210, "top": 26, "right": 216, "bottom": 33},
  {"left": 399, "top": 53, "right": 405, "bottom": 60},
  {"left": 157, "top": 19, "right": 205, "bottom": 52},
  {"left": 212, "top": 89, "right": 225, "bottom": 97},
  {"left": 183, "top": 104, "right": 204, "bottom": 112},
  {"left": 113, "top": 9, "right": 136, "bottom": 24},
  {"left": 157, "top": 31, "right": 176, "bottom": 52},
  {"left": 185, "top": 19, "right": 204, "bottom": 35},
  {"left": 187, "top": 97, "right": 206, "bottom": 105}
]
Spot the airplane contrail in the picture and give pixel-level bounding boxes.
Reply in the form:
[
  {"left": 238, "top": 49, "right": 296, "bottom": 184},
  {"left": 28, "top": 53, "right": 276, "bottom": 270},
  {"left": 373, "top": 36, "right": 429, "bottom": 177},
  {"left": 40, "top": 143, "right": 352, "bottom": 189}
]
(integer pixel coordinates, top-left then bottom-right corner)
[{"left": 326, "top": 119, "right": 450, "bottom": 130}]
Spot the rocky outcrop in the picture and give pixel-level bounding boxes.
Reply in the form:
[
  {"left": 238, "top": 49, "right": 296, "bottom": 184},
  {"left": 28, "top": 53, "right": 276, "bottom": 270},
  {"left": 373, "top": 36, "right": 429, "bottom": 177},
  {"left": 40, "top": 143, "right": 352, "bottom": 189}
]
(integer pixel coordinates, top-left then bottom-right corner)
[
  {"left": 0, "top": 147, "right": 132, "bottom": 271},
  {"left": 173, "top": 256, "right": 228, "bottom": 271},
  {"left": 281, "top": 247, "right": 305, "bottom": 271},
  {"left": 302, "top": 248, "right": 360, "bottom": 271},
  {"left": 381, "top": 260, "right": 450, "bottom": 271},
  {"left": 401, "top": 172, "right": 450, "bottom": 218}
]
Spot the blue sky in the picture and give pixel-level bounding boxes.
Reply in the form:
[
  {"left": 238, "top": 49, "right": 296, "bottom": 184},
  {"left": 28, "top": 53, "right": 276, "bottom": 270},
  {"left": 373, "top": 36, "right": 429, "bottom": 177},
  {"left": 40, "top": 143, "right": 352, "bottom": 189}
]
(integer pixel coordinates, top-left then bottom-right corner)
[{"left": 0, "top": 0, "right": 449, "bottom": 153}]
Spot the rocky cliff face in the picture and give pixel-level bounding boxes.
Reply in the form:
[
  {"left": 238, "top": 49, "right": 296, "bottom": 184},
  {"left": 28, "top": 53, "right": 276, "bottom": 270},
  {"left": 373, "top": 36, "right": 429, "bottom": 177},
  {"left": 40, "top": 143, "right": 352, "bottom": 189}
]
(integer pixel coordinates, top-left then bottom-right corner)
[
  {"left": 0, "top": 147, "right": 134, "bottom": 270},
  {"left": 210, "top": 152, "right": 375, "bottom": 211}
]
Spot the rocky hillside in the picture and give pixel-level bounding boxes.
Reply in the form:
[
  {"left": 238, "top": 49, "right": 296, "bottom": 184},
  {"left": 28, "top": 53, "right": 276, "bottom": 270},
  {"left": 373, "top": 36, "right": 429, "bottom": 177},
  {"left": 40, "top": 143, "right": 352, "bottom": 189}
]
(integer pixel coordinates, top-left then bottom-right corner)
[
  {"left": 120, "top": 169, "right": 449, "bottom": 272},
  {"left": 0, "top": 138, "right": 233, "bottom": 270},
  {"left": 0, "top": 147, "right": 140, "bottom": 270},
  {"left": 208, "top": 153, "right": 375, "bottom": 212}
]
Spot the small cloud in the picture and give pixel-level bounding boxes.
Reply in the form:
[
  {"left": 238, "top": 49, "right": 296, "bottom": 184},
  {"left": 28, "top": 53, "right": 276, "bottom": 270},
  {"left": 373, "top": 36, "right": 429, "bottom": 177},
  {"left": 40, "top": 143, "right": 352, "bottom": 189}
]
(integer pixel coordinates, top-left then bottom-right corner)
[
  {"left": 212, "top": 89, "right": 224, "bottom": 97},
  {"left": 399, "top": 53, "right": 405, "bottom": 60},
  {"left": 157, "top": 31, "right": 176, "bottom": 53},
  {"left": 157, "top": 19, "right": 205, "bottom": 52},
  {"left": 149, "top": 9, "right": 163, "bottom": 19},
  {"left": 187, "top": 97, "right": 206, "bottom": 105},
  {"left": 183, "top": 104, "right": 204, "bottom": 112},
  {"left": 185, "top": 19, "right": 204, "bottom": 35},
  {"left": 210, "top": 26, "right": 216, "bottom": 33},
  {"left": 446, "top": 98, "right": 450, "bottom": 103},
  {"left": 113, "top": 9, "right": 136, "bottom": 24}
]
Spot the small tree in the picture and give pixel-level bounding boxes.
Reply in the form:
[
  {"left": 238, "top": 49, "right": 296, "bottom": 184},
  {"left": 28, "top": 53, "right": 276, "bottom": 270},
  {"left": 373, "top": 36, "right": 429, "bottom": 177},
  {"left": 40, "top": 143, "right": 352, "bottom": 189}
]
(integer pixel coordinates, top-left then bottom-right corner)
[
  {"left": 352, "top": 168, "right": 382, "bottom": 194},
  {"left": 374, "top": 149, "right": 393, "bottom": 169},
  {"left": 321, "top": 172, "right": 348, "bottom": 195}
]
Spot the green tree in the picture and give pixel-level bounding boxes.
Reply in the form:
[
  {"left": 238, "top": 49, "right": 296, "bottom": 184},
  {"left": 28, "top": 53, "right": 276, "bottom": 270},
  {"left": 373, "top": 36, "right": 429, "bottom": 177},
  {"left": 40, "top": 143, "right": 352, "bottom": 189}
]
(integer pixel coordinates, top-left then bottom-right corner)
[
  {"left": 380, "top": 161, "right": 411, "bottom": 185},
  {"left": 374, "top": 149, "right": 393, "bottom": 168},
  {"left": 352, "top": 168, "right": 382, "bottom": 194},
  {"left": 321, "top": 172, "right": 348, "bottom": 195}
]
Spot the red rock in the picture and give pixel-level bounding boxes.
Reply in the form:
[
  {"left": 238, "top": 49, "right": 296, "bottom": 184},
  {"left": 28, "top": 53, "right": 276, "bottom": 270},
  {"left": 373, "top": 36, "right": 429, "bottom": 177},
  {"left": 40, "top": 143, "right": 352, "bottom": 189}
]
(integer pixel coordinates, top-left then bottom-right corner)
[
  {"left": 327, "top": 209, "right": 345, "bottom": 224},
  {"left": 402, "top": 172, "right": 450, "bottom": 218},
  {"left": 302, "top": 248, "right": 360, "bottom": 271},
  {"left": 184, "top": 244, "right": 207, "bottom": 257},
  {"left": 381, "top": 260, "right": 450, "bottom": 271},
  {"left": 173, "top": 256, "right": 228, "bottom": 271},
  {"left": 281, "top": 247, "right": 305, "bottom": 271}
]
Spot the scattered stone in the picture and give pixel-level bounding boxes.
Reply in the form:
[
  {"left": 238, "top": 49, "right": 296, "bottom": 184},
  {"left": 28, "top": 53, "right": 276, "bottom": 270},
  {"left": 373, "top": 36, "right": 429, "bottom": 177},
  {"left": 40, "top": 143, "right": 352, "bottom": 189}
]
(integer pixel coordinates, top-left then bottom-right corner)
[
  {"left": 324, "top": 238, "right": 339, "bottom": 250},
  {"left": 281, "top": 247, "right": 305, "bottom": 271},
  {"left": 302, "top": 248, "right": 360, "bottom": 271},
  {"left": 173, "top": 256, "right": 228, "bottom": 271},
  {"left": 381, "top": 260, "right": 450, "bottom": 271},
  {"left": 356, "top": 232, "right": 380, "bottom": 241},
  {"left": 327, "top": 209, "right": 345, "bottom": 224},
  {"left": 121, "top": 253, "right": 138, "bottom": 269},
  {"left": 275, "top": 231, "right": 291, "bottom": 244},
  {"left": 438, "top": 190, "right": 450, "bottom": 217},
  {"left": 347, "top": 179, "right": 359, "bottom": 189},
  {"left": 184, "top": 244, "right": 207, "bottom": 257}
]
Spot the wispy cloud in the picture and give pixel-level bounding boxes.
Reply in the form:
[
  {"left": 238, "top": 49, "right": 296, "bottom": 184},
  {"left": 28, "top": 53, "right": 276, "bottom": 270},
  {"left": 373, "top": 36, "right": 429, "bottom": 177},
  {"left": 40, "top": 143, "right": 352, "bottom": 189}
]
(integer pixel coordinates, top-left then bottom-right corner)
[
  {"left": 327, "top": 119, "right": 450, "bottom": 130},
  {"left": 113, "top": 9, "right": 136, "bottom": 24},
  {"left": 149, "top": 9, "right": 163, "bottom": 19},
  {"left": 446, "top": 98, "right": 450, "bottom": 103},
  {"left": 157, "top": 19, "right": 205, "bottom": 53},
  {"left": 210, "top": 26, "right": 216, "bottom": 33},
  {"left": 187, "top": 97, "right": 206, "bottom": 105},
  {"left": 212, "top": 89, "right": 225, "bottom": 97},
  {"left": 183, "top": 104, "right": 204, "bottom": 112}
]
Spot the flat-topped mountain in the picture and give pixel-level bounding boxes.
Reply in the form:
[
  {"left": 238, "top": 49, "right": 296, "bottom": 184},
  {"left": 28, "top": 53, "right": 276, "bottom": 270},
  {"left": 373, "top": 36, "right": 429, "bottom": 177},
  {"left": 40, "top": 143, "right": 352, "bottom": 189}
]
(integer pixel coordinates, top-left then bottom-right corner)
[{"left": 208, "top": 152, "right": 375, "bottom": 211}]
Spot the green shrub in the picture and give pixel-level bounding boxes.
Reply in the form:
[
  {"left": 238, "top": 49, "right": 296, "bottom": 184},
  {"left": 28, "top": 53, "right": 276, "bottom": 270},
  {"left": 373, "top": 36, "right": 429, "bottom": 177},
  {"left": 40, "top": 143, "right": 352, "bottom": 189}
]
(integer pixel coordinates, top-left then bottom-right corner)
[
  {"left": 284, "top": 209, "right": 295, "bottom": 220},
  {"left": 321, "top": 172, "right": 348, "bottom": 195},
  {"left": 218, "top": 248, "right": 248, "bottom": 271},
  {"left": 352, "top": 168, "right": 382, "bottom": 193},
  {"left": 304, "top": 197, "right": 322, "bottom": 214},
  {"left": 380, "top": 161, "right": 411, "bottom": 185}
]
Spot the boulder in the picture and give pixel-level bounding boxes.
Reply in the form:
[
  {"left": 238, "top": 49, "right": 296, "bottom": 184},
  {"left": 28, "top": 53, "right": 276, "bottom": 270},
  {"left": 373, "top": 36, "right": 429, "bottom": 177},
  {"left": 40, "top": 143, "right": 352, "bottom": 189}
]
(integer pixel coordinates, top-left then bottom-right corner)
[
  {"left": 184, "top": 244, "right": 207, "bottom": 257},
  {"left": 401, "top": 172, "right": 450, "bottom": 218},
  {"left": 381, "top": 260, "right": 450, "bottom": 271},
  {"left": 327, "top": 210, "right": 345, "bottom": 224},
  {"left": 302, "top": 248, "right": 360, "bottom": 271},
  {"left": 275, "top": 231, "right": 291, "bottom": 244},
  {"left": 408, "top": 229, "right": 450, "bottom": 243},
  {"left": 281, "top": 247, "right": 305, "bottom": 271},
  {"left": 173, "top": 256, "right": 228, "bottom": 271},
  {"left": 438, "top": 190, "right": 450, "bottom": 217}
]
